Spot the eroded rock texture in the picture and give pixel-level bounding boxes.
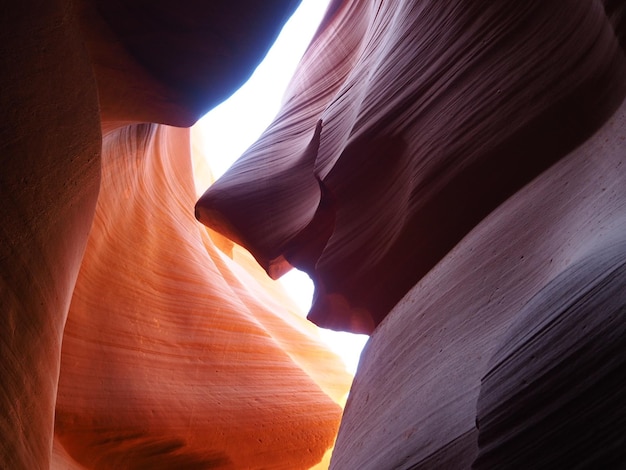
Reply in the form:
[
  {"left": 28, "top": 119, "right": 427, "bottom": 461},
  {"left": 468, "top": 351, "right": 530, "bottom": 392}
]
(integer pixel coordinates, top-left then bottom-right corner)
[
  {"left": 330, "top": 105, "right": 626, "bottom": 467},
  {"left": 4, "top": 0, "right": 626, "bottom": 468},
  {"left": 54, "top": 123, "right": 349, "bottom": 469},
  {"left": 0, "top": 2, "right": 101, "bottom": 467},
  {"left": 197, "top": 0, "right": 626, "bottom": 334},
  {"left": 1, "top": 1, "right": 350, "bottom": 469},
  {"left": 196, "top": 0, "right": 626, "bottom": 468}
]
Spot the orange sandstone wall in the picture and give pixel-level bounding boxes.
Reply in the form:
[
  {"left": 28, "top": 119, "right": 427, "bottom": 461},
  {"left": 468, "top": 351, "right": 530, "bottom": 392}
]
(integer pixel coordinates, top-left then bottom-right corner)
[
  {"left": 1, "top": 1, "right": 351, "bottom": 469},
  {"left": 53, "top": 123, "right": 351, "bottom": 469}
]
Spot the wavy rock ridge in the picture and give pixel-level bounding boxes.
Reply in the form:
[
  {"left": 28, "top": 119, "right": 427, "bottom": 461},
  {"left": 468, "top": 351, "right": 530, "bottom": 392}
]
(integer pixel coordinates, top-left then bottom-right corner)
[
  {"left": 54, "top": 123, "right": 350, "bottom": 469},
  {"left": 2, "top": 0, "right": 626, "bottom": 468},
  {"left": 197, "top": 0, "right": 626, "bottom": 334},
  {"left": 196, "top": 0, "right": 626, "bottom": 468},
  {"left": 1, "top": 1, "right": 350, "bottom": 469}
]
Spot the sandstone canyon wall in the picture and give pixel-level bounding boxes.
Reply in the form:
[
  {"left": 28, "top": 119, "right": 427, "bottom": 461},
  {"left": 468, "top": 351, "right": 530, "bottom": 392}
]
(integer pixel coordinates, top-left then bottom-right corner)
[
  {"left": 1, "top": 2, "right": 102, "bottom": 467},
  {"left": 197, "top": 0, "right": 626, "bottom": 468},
  {"left": 2, "top": 1, "right": 351, "bottom": 469},
  {"left": 2, "top": 0, "right": 626, "bottom": 469},
  {"left": 52, "top": 123, "right": 351, "bottom": 469}
]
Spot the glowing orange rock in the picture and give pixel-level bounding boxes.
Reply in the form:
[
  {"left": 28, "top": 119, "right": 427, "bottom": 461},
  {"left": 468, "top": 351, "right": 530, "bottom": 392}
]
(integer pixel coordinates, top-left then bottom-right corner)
[
  {"left": 54, "top": 124, "right": 350, "bottom": 469},
  {"left": 1, "top": 1, "right": 350, "bottom": 468}
]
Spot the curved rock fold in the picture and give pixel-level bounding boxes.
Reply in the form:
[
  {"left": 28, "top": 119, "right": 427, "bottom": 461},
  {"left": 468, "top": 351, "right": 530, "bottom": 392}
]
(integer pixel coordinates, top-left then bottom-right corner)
[
  {"left": 3, "top": 0, "right": 626, "bottom": 468},
  {"left": 196, "top": 0, "right": 626, "bottom": 334}
]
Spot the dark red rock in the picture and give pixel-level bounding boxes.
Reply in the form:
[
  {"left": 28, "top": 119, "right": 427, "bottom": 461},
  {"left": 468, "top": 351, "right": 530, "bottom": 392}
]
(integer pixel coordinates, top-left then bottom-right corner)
[
  {"left": 196, "top": 0, "right": 626, "bottom": 333},
  {"left": 194, "top": 0, "right": 626, "bottom": 467},
  {"left": 0, "top": 1, "right": 101, "bottom": 467},
  {"left": 92, "top": 0, "right": 301, "bottom": 121}
]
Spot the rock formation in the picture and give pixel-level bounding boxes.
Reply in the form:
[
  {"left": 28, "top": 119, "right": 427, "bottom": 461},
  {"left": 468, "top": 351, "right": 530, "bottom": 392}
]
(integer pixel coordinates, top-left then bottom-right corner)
[
  {"left": 1, "top": 2, "right": 102, "bottom": 467},
  {"left": 3, "top": 0, "right": 626, "bottom": 468},
  {"left": 197, "top": 0, "right": 626, "bottom": 468},
  {"left": 53, "top": 123, "right": 350, "bottom": 469},
  {"left": 2, "top": 1, "right": 350, "bottom": 469}
]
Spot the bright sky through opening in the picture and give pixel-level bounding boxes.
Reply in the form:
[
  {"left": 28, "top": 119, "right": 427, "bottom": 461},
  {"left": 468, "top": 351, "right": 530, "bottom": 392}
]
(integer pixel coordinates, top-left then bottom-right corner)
[{"left": 196, "top": 0, "right": 368, "bottom": 375}]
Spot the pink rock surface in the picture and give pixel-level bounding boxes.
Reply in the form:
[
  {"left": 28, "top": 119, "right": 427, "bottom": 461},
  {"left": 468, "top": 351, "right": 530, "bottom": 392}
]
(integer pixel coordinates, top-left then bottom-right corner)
[
  {"left": 331, "top": 101, "right": 626, "bottom": 468},
  {"left": 196, "top": 0, "right": 626, "bottom": 334},
  {"left": 195, "top": 0, "right": 626, "bottom": 467},
  {"left": 75, "top": 0, "right": 301, "bottom": 126}
]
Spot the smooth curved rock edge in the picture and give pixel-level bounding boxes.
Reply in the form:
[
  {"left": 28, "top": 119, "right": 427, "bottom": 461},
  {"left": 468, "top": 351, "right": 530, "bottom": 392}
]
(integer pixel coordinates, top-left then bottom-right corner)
[
  {"left": 4, "top": 0, "right": 626, "bottom": 468},
  {"left": 474, "top": 245, "right": 626, "bottom": 469},
  {"left": 196, "top": 0, "right": 626, "bottom": 334},
  {"left": 54, "top": 123, "right": 351, "bottom": 469}
]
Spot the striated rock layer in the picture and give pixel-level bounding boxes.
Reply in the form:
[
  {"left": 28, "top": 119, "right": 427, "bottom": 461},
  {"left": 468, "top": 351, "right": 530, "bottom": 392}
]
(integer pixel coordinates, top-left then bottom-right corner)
[
  {"left": 196, "top": 0, "right": 626, "bottom": 468},
  {"left": 1, "top": 1, "right": 351, "bottom": 469},
  {"left": 197, "top": 0, "right": 626, "bottom": 333},
  {"left": 55, "top": 123, "right": 350, "bottom": 469},
  {"left": 331, "top": 101, "right": 626, "bottom": 468},
  {"left": 0, "top": 2, "right": 101, "bottom": 467}
]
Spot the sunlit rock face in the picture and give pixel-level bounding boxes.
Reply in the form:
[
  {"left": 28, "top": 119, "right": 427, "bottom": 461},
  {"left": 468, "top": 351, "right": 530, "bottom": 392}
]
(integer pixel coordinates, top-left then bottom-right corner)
[
  {"left": 1, "top": 1, "right": 350, "bottom": 469},
  {"left": 196, "top": 0, "right": 626, "bottom": 468},
  {"left": 54, "top": 123, "right": 350, "bottom": 469}
]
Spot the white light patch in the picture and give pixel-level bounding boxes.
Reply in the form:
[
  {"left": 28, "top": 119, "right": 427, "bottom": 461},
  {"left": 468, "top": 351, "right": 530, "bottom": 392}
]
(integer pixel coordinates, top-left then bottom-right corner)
[{"left": 280, "top": 270, "right": 369, "bottom": 376}]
